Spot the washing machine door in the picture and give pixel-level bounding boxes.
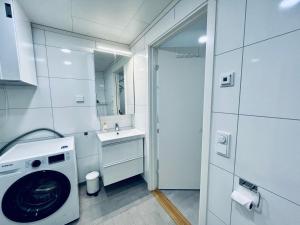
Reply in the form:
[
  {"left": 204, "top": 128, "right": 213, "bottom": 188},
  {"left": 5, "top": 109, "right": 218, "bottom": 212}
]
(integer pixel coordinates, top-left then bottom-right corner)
[{"left": 2, "top": 170, "right": 71, "bottom": 223}]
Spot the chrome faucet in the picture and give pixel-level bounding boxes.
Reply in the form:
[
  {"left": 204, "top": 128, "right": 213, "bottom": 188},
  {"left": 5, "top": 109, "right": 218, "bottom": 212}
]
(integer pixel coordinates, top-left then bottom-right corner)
[{"left": 115, "top": 123, "right": 119, "bottom": 131}]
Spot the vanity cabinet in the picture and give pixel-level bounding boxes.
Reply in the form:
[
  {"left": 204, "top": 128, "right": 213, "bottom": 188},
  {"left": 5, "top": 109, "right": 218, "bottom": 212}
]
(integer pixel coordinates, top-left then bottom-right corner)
[
  {"left": 0, "top": 0, "right": 37, "bottom": 85},
  {"left": 99, "top": 138, "right": 144, "bottom": 186}
]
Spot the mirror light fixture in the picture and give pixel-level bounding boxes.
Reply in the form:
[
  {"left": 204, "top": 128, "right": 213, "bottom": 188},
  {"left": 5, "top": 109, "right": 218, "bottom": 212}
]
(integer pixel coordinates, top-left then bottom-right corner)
[
  {"left": 96, "top": 45, "right": 132, "bottom": 56},
  {"left": 198, "top": 35, "right": 207, "bottom": 44}
]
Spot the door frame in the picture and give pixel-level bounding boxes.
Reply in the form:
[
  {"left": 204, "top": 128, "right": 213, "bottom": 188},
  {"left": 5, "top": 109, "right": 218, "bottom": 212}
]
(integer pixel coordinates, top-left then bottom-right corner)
[{"left": 147, "top": 1, "right": 216, "bottom": 224}]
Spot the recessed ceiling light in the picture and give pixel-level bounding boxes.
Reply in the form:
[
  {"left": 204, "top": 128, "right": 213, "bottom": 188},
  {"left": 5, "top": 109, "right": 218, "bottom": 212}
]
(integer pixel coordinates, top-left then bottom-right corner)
[
  {"left": 279, "top": 0, "right": 300, "bottom": 9},
  {"left": 198, "top": 35, "right": 207, "bottom": 44},
  {"left": 61, "top": 48, "right": 71, "bottom": 53}
]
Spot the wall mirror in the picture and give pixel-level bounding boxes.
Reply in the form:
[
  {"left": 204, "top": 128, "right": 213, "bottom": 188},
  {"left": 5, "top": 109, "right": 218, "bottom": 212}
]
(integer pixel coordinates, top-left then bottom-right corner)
[{"left": 94, "top": 50, "right": 135, "bottom": 117}]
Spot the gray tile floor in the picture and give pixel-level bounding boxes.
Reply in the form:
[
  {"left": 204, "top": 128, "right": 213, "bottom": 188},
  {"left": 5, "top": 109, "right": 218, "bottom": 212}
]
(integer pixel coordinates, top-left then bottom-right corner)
[
  {"left": 69, "top": 176, "right": 175, "bottom": 225},
  {"left": 161, "top": 190, "right": 200, "bottom": 225}
]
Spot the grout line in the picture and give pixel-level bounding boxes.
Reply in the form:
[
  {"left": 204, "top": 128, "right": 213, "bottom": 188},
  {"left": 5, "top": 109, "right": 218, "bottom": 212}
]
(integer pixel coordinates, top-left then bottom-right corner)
[
  {"left": 47, "top": 75, "right": 95, "bottom": 81},
  {"left": 208, "top": 209, "right": 227, "bottom": 225},
  {"left": 152, "top": 189, "right": 192, "bottom": 225},
  {"left": 238, "top": 113, "right": 300, "bottom": 122},
  {"left": 44, "top": 42, "right": 56, "bottom": 131},
  {"left": 215, "top": 46, "right": 243, "bottom": 56},
  {"left": 209, "top": 163, "right": 233, "bottom": 175},
  {"left": 229, "top": 1, "right": 248, "bottom": 223}
]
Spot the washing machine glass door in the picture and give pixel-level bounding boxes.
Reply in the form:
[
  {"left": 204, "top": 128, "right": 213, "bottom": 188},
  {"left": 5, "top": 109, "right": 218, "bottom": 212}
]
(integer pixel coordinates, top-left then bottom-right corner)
[{"left": 2, "top": 170, "right": 71, "bottom": 223}]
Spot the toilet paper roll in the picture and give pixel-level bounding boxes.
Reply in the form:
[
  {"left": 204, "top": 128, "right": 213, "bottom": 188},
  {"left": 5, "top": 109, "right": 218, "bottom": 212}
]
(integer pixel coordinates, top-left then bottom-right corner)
[{"left": 231, "top": 187, "right": 260, "bottom": 211}]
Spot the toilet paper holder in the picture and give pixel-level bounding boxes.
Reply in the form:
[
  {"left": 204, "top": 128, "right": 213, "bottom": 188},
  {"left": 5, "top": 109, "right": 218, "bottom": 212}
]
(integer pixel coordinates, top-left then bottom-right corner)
[{"left": 238, "top": 178, "right": 261, "bottom": 208}]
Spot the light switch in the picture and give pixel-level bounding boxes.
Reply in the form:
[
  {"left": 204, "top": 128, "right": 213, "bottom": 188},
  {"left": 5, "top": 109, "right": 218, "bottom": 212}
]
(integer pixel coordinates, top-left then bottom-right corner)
[
  {"left": 215, "top": 130, "right": 230, "bottom": 158},
  {"left": 75, "top": 95, "right": 84, "bottom": 103},
  {"left": 220, "top": 72, "right": 234, "bottom": 87}
]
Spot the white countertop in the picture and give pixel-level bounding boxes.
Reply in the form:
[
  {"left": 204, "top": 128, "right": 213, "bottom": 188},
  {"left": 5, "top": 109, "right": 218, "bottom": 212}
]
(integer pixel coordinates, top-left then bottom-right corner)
[{"left": 97, "top": 128, "right": 145, "bottom": 146}]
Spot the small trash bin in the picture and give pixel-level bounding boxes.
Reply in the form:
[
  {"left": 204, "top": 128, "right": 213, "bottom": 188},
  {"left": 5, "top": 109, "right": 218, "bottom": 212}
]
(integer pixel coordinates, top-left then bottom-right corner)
[{"left": 86, "top": 171, "right": 100, "bottom": 196}]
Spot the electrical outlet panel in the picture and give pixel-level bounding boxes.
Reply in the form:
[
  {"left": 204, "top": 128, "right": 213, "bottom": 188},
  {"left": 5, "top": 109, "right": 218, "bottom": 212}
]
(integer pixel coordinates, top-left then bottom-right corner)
[{"left": 215, "top": 130, "right": 231, "bottom": 158}]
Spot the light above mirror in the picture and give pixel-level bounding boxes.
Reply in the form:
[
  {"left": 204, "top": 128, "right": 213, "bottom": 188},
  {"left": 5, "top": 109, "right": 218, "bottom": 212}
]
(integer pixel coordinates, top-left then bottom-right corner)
[{"left": 96, "top": 45, "right": 132, "bottom": 57}]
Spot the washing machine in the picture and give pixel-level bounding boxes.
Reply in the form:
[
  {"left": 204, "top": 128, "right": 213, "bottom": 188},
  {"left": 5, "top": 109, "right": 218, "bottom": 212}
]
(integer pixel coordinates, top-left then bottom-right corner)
[{"left": 0, "top": 136, "right": 79, "bottom": 225}]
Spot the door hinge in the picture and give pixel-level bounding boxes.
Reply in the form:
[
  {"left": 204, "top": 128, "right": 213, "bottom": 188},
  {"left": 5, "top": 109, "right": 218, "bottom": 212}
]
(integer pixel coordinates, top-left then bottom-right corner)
[
  {"left": 154, "top": 65, "right": 159, "bottom": 71},
  {"left": 157, "top": 128, "right": 159, "bottom": 134}
]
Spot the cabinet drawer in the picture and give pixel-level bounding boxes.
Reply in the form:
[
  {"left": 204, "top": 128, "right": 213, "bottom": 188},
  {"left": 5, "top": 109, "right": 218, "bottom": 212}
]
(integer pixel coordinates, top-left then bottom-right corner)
[
  {"left": 102, "top": 139, "right": 143, "bottom": 167},
  {"left": 102, "top": 158, "right": 143, "bottom": 186}
]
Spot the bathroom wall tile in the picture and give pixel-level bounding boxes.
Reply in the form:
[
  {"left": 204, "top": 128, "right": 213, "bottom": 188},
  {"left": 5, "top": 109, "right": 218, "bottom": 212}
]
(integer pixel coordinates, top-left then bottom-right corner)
[
  {"left": 77, "top": 155, "right": 100, "bottom": 183},
  {"left": 210, "top": 113, "right": 238, "bottom": 173},
  {"left": 133, "top": 50, "right": 148, "bottom": 106},
  {"left": 0, "top": 108, "right": 54, "bottom": 142},
  {"left": 99, "top": 114, "right": 133, "bottom": 130},
  {"left": 134, "top": 105, "right": 147, "bottom": 132},
  {"left": 208, "top": 164, "right": 233, "bottom": 225},
  {"left": 212, "top": 49, "right": 242, "bottom": 114},
  {"left": 47, "top": 46, "right": 94, "bottom": 80},
  {"left": 236, "top": 115, "right": 300, "bottom": 205},
  {"left": 231, "top": 176, "right": 300, "bottom": 225},
  {"left": 6, "top": 77, "right": 51, "bottom": 109},
  {"left": 215, "top": 0, "right": 246, "bottom": 54},
  {"left": 207, "top": 211, "right": 226, "bottom": 225},
  {"left": 53, "top": 107, "right": 99, "bottom": 134},
  {"left": 34, "top": 45, "right": 48, "bottom": 77},
  {"left": 174, "top": 0, "right": 206, "bottom": 24},
  {"left": 70, "top": 132, "right": 99, "bottom": 159},
  {"left": 245, "top": 0, "right": 300, "bottom": 45},
  {"left": 45, "top": 31, "right": 95, "bottom": 52},
  {"left": 0, "top": 88, "right": 7, "bottom": 110},
  {"left": 50, "top": 78, "right": 96, "bottom": 107},
  {"left": 240, "top": 30, "right": 300, "bottom": 119},
  {"left": 32, "top": 28, "right": 45, "bottom": 45}
]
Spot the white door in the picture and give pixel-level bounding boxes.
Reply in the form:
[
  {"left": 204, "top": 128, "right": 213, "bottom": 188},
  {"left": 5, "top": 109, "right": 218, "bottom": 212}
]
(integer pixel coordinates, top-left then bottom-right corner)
[{"left": 157, "top": 49, "right": 205, "bottom": 189}]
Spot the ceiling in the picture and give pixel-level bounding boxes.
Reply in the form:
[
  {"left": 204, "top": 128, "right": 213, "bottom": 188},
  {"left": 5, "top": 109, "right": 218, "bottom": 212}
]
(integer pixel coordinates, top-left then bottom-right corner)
[
  {"left": 18, "top": 0, "right": 174, "bottom": 44},
  {"left": 159, "top": 13, "right": 207, "bottom": 57},
  {"left": 161, "top": 12, "right": 207, "bottom": 48},
  {"left": 94, "top": 51, "right": 116, "bottom": 72}
]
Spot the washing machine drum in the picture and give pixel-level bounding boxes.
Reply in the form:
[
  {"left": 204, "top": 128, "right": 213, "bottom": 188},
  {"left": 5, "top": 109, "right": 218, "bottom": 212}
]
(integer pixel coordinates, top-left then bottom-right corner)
[{"left": 2, "top": 170, "right": 71, "bottom": 223}]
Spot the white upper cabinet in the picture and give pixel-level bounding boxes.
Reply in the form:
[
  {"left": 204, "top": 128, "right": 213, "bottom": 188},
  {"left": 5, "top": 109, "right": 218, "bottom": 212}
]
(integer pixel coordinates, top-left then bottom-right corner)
[{"left": 0, "top": 0, "right": 37, "bottom": 85}]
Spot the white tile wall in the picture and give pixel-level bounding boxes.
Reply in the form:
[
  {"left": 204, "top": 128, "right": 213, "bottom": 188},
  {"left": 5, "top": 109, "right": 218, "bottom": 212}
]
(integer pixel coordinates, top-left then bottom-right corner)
[
  {"left": 244, "top": 0, "right": 300, "bottom": 45},
  {"left": 231, "top": 176, "right": 300, "bottom": 225},
  {"left": 208, "top": 164, "right": 233, "bottom": 225},
  {"left": 77, "top": 154, "right": 100, "bottom": 183},
  {"left": 215, "top": 0, "right": 246, "bottom": 54},
  {"left": 34, "top": 45, "right": 48, "bottom": 77},
  {"left": 50, "top": 78, "right": 96, "bottom": 107},
  {"left": 207, "top": 211, "right": 226, "bottom": 225},
  {"left": 212, "top": 48, "right": 243, "bottom": 114},
  {"left": 235, "top": 115, "right": 300, "bottom": 205},
  {"left": 240, "top": 30, "right": 300, "bottom": 119},
  {"left": 210, "top": 113, "right": 238, "bottom": 173},
  {"left": 71, "top": 132, "right": 99, "bottom": 159},
  {"left": 53, "top": 107, "right": 99, "bottom": 134},
  {"left": 0, "top": 108, "right": 54, "bottom": 142},
  {"left": 47, "top": 46, "right": 94, "bottom": 80},
  {"left": 99, "top": 114, "right": 133, "bottom": 131},
  {"left": 32, "top": 28, "right": 45, "bottom": 45},
  {"left": 45, "top": 31, "right": 95, "bottom": 52},
  {"left": 6, "top": 77, "right": 52, "bottom": 109}
]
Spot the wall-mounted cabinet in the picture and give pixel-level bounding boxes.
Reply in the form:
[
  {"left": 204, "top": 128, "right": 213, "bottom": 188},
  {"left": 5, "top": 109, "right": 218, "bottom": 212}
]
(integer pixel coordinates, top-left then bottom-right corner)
[{"left": 0, "top": 0, "right": 37, "bottom": 85}]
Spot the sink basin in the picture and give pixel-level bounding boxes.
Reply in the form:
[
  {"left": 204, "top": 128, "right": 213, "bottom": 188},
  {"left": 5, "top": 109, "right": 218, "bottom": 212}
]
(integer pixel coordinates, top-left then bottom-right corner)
[{"left": 97, "top": 129, "right": 145, "bottom": 146}]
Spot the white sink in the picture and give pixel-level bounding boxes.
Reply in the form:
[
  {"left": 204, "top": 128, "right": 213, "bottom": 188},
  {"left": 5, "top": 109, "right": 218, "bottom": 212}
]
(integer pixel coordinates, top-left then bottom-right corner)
[{"left": 97, "top": 128, "right": 145, "bottom": 146}]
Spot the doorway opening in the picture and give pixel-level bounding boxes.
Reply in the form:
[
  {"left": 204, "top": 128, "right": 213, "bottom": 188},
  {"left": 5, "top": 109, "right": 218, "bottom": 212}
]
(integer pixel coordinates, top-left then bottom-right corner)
[{"left": 150, "top": 8, "right": 208, "bottom": 225}]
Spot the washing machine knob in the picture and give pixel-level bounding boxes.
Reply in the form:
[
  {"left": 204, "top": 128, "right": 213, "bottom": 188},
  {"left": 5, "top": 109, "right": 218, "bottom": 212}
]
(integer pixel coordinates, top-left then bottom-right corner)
[{"left": 31, "top": 160, "right": 41, "bottom": 168}]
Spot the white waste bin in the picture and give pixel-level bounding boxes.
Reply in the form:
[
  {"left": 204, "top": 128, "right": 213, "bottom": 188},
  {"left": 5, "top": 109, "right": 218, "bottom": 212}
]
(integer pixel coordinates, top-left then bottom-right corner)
[{"left": 86, "top": 171, "right": 100, "bottom": 196}]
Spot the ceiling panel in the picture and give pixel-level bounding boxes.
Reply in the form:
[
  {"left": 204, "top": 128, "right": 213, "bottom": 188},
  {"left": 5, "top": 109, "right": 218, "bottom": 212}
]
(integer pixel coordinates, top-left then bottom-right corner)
[
  {"left": 18, "top": 0, "right": 176, "bottom": 44},
  {"left": 72, "top": 0, "right": 144, "bottom": 29},
  {"left": 18, "top": 0, "right": 73, "bottom": 31},
  {"left": 73, "top": 18, "right": 121, "bottom": 43},
  {"left": 134, "top": 0, "right": 173, "bottom": 23}
]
